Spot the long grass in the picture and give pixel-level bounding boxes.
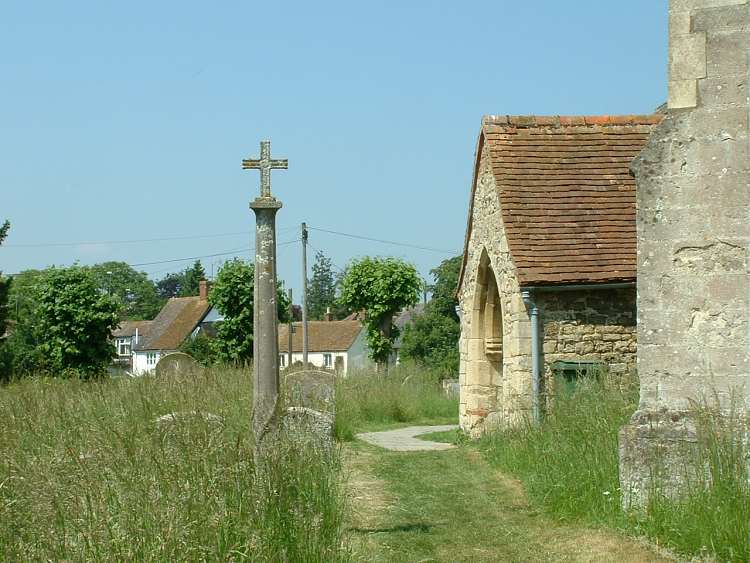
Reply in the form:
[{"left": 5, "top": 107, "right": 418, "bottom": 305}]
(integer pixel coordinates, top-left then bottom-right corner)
[
  {"left": 478, "top": 373, "right": 750, "bottom": 562},
  {"left": 0, "top": 367, "right": 350, "bottom": 562},
  {"left": 334, "top": 364, "right": 459, "bottom": 440},
  {"left": 479, "top": 372, "right": 637, "bottom": 524},
  {"left": 636, "top": 399, "right": 750, "bottom": 562}
]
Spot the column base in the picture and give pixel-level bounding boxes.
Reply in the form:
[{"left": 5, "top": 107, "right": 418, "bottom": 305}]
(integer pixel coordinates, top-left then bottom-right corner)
[{"left": 618, "top": 409, "right": 699, "bottom": 510}]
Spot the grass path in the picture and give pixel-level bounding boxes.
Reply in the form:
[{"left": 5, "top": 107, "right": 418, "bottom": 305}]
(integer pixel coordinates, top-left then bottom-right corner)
[{"left": 345, "top": 439, "right": 678, "bottom": 563}]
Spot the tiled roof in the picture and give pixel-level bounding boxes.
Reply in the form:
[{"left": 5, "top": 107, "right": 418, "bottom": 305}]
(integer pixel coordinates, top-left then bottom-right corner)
[
  {"left": 112, "top": 320, "right": 153, "bottom": 338},
  {"left": 133, "top": 296, "right": 210, "bottom": 351},
  {"left": 462, "top": 114, "right": 661, "bottom": 287},
  {"left": 278, "top": 320, "right": 363, "bottom": 353}
]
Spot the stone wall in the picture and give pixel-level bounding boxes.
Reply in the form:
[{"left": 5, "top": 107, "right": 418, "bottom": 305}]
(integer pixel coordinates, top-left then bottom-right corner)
[
  {"left": 540, "top": 289, "right": 637, "bottom": 388},
  {"left": 619, "top": 0, "right": 750, "bottom": 508},
  {"left": 458, "top": 143, "right": 532, "bottom": 435},
  {"left": 458, "top": 147, "right": 640, "bottom": 435}
]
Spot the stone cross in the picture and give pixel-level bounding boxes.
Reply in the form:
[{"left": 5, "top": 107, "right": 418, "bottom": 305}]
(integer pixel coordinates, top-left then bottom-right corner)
[
  {"left": 243, "top": 140, "right": 286, "bottom": 454},
  {"left": 242, "top": 140, "right": 288, "bottom": 199}
]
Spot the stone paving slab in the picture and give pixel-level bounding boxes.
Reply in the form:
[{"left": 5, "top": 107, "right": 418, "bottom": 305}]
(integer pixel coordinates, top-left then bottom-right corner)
[{"left": 356, "top": 425, "right": 459, "bottom": 452}]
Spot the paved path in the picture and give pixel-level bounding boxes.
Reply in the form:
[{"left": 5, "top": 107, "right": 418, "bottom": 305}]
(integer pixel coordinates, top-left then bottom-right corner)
[{"left": 356, "top": 425, "right": 459, "bottom": 451}]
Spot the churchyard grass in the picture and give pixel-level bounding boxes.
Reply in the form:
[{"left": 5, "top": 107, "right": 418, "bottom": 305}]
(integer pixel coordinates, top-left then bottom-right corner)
[
  {"left": 334, "top": 365, "right": 459, "bottom": 440},
  {"left": 0, "top": 367, "right": 351, "bottom": 562},
  {"left": 478, "top": 373, "right": 750, "bottom": 562}
]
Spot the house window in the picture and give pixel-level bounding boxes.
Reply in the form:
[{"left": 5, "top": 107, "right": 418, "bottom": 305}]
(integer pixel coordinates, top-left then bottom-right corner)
[
  {"left": 324, "top": 353, "right": 332, "bottom": 368},
  {"left": 147, "top": 353, "right": 157, "bottom": 366},
  {"left": 279, "top": 354, "right": 286, "bottom": 367},
  {"left": 117, "top": 338, "right": 131, "bottom": 356}
]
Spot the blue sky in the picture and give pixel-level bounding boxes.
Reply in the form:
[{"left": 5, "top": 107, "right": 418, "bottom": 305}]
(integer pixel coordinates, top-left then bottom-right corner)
[{"left": 1, "top": 1, "right": 667, "bottom": 299}]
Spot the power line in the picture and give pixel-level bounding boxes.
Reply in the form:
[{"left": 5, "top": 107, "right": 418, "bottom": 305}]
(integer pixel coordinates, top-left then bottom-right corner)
[
  {"left": 306, "top": 241, "right": 345, "bottom": 273},
  {"left": 5, "top": 238, "right": 301, "bottom": 276},
  {"left": 1, "top": 225, "right": 298, "bottom": 249},
  {"left": 307, "top": 226, "right": 459, "bottom": 255},
  {"left": 130, "top": 238, "right": 300, "bottom": 268}
]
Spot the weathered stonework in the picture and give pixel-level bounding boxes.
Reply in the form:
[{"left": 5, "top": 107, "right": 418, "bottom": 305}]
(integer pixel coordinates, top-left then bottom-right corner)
[
  {"left": 619, "top": 0, "right": 750, "bottom": 508},
  {"left": 540, "top": 289, "right": 637, "bottom": 387},
  {"left": 458, "top": 144, "right": 532, "bottom": 434},
  {"left": 458, "top": 151, "right": 639, "bottom": 435}
]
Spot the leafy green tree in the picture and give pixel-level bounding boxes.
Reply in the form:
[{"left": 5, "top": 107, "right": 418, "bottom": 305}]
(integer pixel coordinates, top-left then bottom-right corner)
[
  {"left": 427, "top": 255, "right": 462, "bottom": 320},
  {"left": 35, "top": 266, "right": 120, "bottom": 377},
  {"left": 156, "top": 272, "right": 183, "bottom": 299},
  {"left": 180, "top": 260, "right": 206, "bottom": 297},
  {"left": 308, "top": 251, "right": 337, "bottom": 320},
  {"left": 338, "top": 257, "right": 421, "bottom": 369},
  {"left": 208, "top": 259, "right": 290, "bottom": 364},
  {"left": 87, "top": 261, "right": 161, "bottom": 320},
  {"left": 400, "top": 255, "right": 462, "bottom": 376},
  {"left": 179, "top": 333, "right": 216, "bottom": 366},
  {"left": 0, "top": 221, "right": 10, "bottom": 342}
]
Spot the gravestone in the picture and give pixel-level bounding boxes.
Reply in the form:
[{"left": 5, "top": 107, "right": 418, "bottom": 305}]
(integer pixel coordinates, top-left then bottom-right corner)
[
  {"left": 282, "top": 370, "right": 336, "bottom": 444},
  {"left": 283, "top": 370, "right": 336, "bottom": 412},
  {"left": 154, "top": 352, "right": 199, "bottom": 377}
]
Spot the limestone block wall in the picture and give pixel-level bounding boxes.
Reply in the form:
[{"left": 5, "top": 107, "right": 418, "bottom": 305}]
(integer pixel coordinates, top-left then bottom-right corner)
[
  {"left": 540, "top": 289, "right": 637, "bottom": 389},
  {"left": 458, "top": 145, "right": 532, "bottom": 435},
  {"left": 620, "top": 0, "right": 749, "bottom": 507}
]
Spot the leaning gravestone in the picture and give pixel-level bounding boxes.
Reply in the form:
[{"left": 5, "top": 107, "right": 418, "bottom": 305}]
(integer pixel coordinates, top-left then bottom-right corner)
[
  {"left": 154, "top": 352, "right": 199, "bottom": 377},
  {"left": 282, "top": 370, "right": 336, "bottom": 446}
]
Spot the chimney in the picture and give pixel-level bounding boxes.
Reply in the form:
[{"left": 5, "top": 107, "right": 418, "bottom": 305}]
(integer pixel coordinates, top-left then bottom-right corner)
[
  {"left": 199, "top": 280, "right": 209, "bottom": 301},
  {"left": 324, "top": 307, "right": 333, "bottom": 322}
]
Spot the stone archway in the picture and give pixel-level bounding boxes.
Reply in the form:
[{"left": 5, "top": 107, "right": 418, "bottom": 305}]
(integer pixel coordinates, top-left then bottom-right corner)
[{"left": 465, "top": 249, "right": 504, "bottom": 423}]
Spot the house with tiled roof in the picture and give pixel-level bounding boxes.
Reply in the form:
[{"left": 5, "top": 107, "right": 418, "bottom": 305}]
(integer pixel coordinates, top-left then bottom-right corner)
[
  {"left": 131, "top": 281, "right": 221, "bottom": 375},
  {"left": 112, "top": 319, "right": 153, "bottom": 368},
  {"left": 277, "top": 319, "right": 372, "bottom": 374},
  {"left": 456, "top": 114, "right": 661, "bottom": 434}
]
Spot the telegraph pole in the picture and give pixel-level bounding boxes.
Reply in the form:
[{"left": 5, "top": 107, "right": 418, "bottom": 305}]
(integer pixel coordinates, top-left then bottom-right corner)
[
  {"left": 301, "top": 222, "right": 309, "bottom": 367},
  {"left": 287, "top": 288, "right": 293, "bottom": 369}
]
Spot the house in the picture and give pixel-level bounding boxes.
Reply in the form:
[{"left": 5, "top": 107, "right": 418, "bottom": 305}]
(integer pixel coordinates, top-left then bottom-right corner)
[
  {"left": 130, "top": 280, "right": 220, "bottom": 375},
  {"left": 391, "top": 304, "right": 426, "bottom": 364},
  {"left": 277, "top": 319, "right": 372, "bottom": 374},
  {"left": 456, "top": 114, "right": 661, "bottom": 434},
  {"left": 112, "top": 319, "right": 153, "bottom": 369}
]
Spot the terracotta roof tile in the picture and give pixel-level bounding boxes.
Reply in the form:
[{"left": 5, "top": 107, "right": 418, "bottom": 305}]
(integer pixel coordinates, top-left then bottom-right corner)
[
  {"left": 463, "top": 114, "right": 661, "bottom": 287},
  {"left": 278, "top": 320, "right": 363, "bottom": 353},
  {"left": 112, "top": 320, "right": 153, "bottom": 338},
  {"left": 134, "top": 297, "right": 210, "bottom": 351}
]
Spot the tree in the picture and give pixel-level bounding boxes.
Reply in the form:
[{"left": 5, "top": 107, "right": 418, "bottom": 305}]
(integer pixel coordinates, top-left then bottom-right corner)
[
  {"left": 208, "top": 259, "right": 290, "bottom": 364},
  {"left": 427, "top": 255, "right": 462, "bottom": 320},
  {"left": 180, "top": 260, "right": 206, "bottom": 297},
  {"left": 87, "top": 261, "right": 161, "bottom": 320},
  {"left": 0, "top": 221, "right": 10, "bottom": 341},
  {"left": 156, "top": 272, "right": 183, "bottom": 299},
  {"left": 35, "top": 266, "right": 120, "bottom": 377},
  {"left": 308, "top": 251, "right": 337, "bottom": 320},
  {"left": 338, "top": 257, "right": 421, "bottom": 369},
  {"left": 400, "top": 255, "right": 462, "bottom": 376}
]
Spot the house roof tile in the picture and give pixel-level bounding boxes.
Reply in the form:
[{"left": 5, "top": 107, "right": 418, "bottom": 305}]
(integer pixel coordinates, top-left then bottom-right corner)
[
  {"left": 278, "top": 320, "right": 363, "bottom": 353},
  {"left": 460, "top": 114, "right": 661, "bottom": 288},
  {"left": 112, "top": 319, "right": 154, "bottom": 339},
  {"left": 133, "top": 296, "right": 210, "bottom": 351}
]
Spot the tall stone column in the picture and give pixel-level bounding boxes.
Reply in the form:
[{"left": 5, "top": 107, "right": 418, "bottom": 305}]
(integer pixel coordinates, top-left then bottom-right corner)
[
  {"left": 251, "top": 197, "right": 282, "bottom": 446},
  {"left": 619, "top": 0, "right": 749, "bottom": 508},
  {"left": 242, "top": 140, "right": 288, "bottom": 452}
]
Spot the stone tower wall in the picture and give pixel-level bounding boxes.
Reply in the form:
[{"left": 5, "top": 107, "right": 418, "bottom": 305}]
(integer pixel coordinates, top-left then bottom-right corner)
[{"left": 620, "top": 0, "right": 749, "bottom": 507}]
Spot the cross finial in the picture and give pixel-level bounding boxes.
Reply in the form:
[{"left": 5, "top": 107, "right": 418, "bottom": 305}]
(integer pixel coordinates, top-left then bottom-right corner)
[{"left": 242, "top": 140, "right": 288, "bottom": 198}]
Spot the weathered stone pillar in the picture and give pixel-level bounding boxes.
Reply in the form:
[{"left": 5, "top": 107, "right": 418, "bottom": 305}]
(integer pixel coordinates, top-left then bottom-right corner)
[
  {"left": 619, "top": 0, "right": 749, "bottom": 508},
  {"left": 250, "top": 196, "right": 282, "bottom": 447},
  {"left": 242, "top": 140, "right": 288, "bottom": 453}
]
